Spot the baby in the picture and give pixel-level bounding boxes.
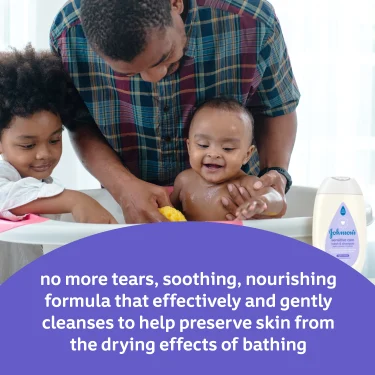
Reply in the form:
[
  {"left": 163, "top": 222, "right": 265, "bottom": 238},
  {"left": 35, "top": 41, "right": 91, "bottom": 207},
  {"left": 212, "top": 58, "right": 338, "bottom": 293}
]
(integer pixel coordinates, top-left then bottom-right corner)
[
  {"left": 0, "top": 45, "right": 117, "bottom": 224},
  {"left": 170, "top": 97, "right": 287, "bottom": 221}
]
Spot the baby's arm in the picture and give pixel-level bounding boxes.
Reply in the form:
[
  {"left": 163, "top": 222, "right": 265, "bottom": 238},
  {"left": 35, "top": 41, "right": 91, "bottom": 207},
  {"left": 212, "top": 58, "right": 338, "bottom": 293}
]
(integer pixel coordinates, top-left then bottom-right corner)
[
  {"left": 235, "top": 175, "right": 286, "bottom": 219},
  {"left": 170, "top": 172, "right": 185, "bottom": 210},
  {"left": 235, "top": 187, "right": 286, "bottom": 220}
]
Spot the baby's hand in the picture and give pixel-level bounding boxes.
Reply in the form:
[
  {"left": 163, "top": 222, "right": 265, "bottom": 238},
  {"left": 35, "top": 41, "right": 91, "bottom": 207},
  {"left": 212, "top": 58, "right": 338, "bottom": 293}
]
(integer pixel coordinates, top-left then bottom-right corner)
[
  {"left": 71, "top": 195, "right": 118, "bottom": 224},
  {"left": 235, "top": 198, "right": 267, "bottom": 220}
]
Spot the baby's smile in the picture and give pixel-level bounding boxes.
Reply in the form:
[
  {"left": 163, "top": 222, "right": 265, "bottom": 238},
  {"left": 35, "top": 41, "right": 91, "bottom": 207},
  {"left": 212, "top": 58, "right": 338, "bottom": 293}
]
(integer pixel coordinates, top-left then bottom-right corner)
[{"left": 203, "top": 163, "right": 224, "bottom": 171}]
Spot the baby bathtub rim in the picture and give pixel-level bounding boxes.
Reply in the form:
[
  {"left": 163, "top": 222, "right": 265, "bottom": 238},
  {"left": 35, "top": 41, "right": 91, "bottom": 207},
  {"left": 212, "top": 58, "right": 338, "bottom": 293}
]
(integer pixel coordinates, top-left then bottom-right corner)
[
  {"left": 0, "top": 216, "right": 315, "bottom": 246},
  {"left": 0, "top": 185, "right": 373, "bottom": 246}
]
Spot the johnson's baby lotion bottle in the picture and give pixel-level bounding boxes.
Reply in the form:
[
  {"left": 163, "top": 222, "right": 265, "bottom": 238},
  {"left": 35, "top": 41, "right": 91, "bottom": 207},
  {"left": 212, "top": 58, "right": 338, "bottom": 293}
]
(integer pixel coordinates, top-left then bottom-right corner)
[{"left": 312, "top": 177, "right": 367, "bottom": 273}]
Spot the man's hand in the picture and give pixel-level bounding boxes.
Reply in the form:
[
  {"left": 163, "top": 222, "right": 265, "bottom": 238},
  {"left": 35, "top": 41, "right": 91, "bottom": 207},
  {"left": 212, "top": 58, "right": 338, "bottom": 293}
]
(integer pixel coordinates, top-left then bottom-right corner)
[
  {"left": 221, "top": 175, "right": 261, "bottom": 220},
  {"left": 116, "top": 178, "right": 172, "bottom": 224},
  {"left": 221, "top": 173, "right": 287, "bottom": 221},
  {"left": 253, "top": 169, "right": 287, "bottom": 197},
  {"left": 65, "top": 116, "right": 172, "bottom": 224}
]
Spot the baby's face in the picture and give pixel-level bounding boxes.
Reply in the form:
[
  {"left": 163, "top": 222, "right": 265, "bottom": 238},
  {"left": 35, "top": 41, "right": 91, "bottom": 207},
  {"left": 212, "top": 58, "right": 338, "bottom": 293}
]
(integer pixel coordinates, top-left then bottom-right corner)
[
  {"left": 187, "top": 107, "right": 254, "bottom": 184},
  {"left": 0, "top": 111, "right": 63, "bottom": 179}
]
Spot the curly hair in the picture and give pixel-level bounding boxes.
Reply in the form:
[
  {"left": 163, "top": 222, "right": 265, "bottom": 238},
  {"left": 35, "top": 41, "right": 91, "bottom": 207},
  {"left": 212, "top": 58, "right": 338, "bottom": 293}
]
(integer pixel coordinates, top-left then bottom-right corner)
[
  {"left": 81, "top": 0, "right": 173, "bottom": 62},
  {"left": 0, "top": 44, "right": 77, "bottom": 135},
  {"left": 191, "top": 96, "right": 255, "bottom": 142}
]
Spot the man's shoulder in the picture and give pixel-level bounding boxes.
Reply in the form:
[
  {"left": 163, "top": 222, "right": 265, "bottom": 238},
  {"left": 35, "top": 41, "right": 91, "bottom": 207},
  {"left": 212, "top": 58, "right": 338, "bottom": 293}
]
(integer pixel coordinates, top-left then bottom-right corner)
[
  {"left": 50, "top": 0, "right": 83, "bottom": 42},
  {"left": 197, "top": 0, "right": 276, "bottom": 28}
]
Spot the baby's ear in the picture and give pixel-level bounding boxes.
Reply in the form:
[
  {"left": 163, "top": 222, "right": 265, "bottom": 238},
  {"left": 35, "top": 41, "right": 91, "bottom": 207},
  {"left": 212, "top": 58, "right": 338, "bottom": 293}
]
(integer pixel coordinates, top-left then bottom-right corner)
[
  {"left": 186, "top": 139, "right": 190, "bottom": 152},
  {"left": 243, "top": 145, "right": 255, "bottom": 165}
]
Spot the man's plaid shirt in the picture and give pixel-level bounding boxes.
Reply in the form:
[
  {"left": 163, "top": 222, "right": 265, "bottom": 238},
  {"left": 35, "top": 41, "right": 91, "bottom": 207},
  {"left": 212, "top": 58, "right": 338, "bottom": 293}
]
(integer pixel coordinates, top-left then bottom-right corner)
[{"left": 50, "top": 0, "right": 300, "bottom": 185}]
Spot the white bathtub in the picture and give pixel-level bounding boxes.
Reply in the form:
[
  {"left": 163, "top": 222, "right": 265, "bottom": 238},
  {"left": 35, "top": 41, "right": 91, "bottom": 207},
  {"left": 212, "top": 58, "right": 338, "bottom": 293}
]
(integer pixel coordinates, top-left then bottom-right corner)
[
  {"left": 0, "top": 185, "right": 373, "bottom": 248},
  {"left": 0, "top": 186, "right": 374, "bottom": 281}
]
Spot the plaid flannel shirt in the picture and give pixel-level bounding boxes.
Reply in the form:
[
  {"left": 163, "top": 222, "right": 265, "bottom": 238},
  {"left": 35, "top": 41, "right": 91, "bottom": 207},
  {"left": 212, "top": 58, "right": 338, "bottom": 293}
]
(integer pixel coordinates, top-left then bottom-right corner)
[{"left": 50, "top": 0, "right": 300, "bottom": 186}]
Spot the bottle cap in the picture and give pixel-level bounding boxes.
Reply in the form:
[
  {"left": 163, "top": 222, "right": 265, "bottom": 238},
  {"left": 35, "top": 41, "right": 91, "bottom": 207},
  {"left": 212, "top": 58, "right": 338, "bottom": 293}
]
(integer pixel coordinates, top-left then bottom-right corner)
[{"left": 317, "top": 177, "right": 363, "bottom": 195}]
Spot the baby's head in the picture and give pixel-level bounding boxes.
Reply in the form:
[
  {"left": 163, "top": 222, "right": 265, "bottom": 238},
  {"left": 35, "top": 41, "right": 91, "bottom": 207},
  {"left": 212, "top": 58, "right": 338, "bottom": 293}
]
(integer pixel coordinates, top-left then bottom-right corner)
[
  {"left": 187, "top": 96, "right": 255, "bottom": 184},
  {"left": 0, "top": 44, "right": 75, "bottom": 179}
]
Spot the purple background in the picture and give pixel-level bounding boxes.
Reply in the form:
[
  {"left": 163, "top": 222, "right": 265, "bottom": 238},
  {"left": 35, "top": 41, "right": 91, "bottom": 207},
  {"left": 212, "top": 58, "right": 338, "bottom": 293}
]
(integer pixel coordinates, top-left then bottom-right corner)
[{"left": 0, "top": 222, "right": 375, "bottom": 375}]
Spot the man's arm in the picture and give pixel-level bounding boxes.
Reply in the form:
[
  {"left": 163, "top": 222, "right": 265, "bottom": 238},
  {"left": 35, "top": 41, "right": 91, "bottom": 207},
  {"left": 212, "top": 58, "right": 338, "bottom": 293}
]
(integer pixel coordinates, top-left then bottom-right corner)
[
  {"left": 253, "top": 111, "right": 297, "bottom": 192},
  {"left": 67, "top": 118, "right": 133, "bottom": 202},
  {"left": 67, "top": 108, "right": 172, "bottom": 224},
  {"left": 49, "top": 21, "right": 172, "bottom": 224},
  {"left": 50, "top": 25, "right": 171, "bottom": 223},
  {"left": 49, "top": 24, "right": 131, "bottom": 199},
  {"left": 224, "top": 8, "right": 299, "bottom": 218},
  {"left": 248, "top": 9, "right": 300, "bottom": 195},
  {"left": 254, "top": 112, "right": 297, "bottom": 171}
]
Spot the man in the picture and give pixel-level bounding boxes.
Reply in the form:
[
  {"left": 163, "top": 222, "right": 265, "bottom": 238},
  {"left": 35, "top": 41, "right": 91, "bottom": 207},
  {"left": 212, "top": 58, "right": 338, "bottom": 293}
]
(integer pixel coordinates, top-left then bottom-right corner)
[{"left": 50, "top": 0, "right": 300, "bottom": 223}]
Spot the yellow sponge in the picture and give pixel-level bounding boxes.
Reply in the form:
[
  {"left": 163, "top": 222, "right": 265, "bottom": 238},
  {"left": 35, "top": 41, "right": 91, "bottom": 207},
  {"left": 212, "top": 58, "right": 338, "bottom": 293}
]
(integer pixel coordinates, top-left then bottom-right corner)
[{"left": 159, "top": 206, "right": 187, "bottom": 222}]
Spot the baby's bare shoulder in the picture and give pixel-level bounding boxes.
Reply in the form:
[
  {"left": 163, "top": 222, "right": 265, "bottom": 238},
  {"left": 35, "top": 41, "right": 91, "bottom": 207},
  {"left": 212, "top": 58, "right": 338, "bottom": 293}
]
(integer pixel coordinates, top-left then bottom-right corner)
[{"left": 175, "top": 169, "right": 198, "bottom": 185}]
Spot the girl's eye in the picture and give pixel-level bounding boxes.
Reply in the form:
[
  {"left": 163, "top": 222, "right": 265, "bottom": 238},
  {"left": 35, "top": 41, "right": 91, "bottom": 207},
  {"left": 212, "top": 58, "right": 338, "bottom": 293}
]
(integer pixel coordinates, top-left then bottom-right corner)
[
  {"left": 19, "top": 144, "right": 35, "bottom": 150},
  {"left": 50, "top": 139, "right": 61, "bottom": 145},
  {"left": 223, "top": 148, "right": 235, "bottom": 151},
  {"left": 198, "top": 144, "right": 209, "bottom": 148}
]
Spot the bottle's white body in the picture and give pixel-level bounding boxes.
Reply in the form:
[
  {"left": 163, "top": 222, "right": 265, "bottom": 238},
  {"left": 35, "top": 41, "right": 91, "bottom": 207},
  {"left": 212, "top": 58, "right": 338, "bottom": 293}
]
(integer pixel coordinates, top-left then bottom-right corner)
[{"left": 313, "top": 190, "right": 367, "bottom": 273}]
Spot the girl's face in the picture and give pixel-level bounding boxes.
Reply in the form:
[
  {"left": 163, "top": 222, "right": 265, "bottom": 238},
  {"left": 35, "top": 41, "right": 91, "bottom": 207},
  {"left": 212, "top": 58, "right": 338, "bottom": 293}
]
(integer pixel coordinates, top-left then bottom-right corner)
[{"left": 0, "top": 111, "right": 63, "bottom": 179}]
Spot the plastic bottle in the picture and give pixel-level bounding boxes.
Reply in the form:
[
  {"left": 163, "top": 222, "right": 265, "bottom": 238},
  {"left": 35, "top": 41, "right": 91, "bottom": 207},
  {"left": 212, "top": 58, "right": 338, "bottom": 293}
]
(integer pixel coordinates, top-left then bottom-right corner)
[{"left": 312, "top": 177, "right": 367, "bottom": 273}]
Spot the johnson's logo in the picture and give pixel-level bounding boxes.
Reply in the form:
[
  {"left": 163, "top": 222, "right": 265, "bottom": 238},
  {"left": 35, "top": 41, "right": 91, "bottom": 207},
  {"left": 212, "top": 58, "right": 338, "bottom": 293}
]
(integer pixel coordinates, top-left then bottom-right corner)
[{"left": 329, "top": 228, "right": 356, "bottom": 239}]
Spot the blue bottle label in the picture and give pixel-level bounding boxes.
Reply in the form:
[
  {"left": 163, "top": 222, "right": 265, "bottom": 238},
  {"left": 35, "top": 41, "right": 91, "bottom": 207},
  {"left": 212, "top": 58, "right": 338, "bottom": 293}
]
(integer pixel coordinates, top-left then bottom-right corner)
[{"left": 325, "top": 202, "right": 359, "bottom": 266}]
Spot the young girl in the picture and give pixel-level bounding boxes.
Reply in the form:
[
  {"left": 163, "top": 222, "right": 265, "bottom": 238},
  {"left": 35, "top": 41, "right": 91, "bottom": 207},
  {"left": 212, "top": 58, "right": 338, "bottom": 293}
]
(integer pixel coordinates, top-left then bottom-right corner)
[
  {"left": 0, "top": 45, "right": 117, "bottom": 282},
  {"left": 170, "top": 97, "right": 287, "bottom": 221}
]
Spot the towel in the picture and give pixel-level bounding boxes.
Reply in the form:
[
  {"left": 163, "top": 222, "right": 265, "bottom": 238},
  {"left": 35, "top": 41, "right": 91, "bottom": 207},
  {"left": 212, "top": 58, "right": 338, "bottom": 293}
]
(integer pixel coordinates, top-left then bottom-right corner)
[{"left": 0, "top": 214, "right": 49, "bottom": 234}]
